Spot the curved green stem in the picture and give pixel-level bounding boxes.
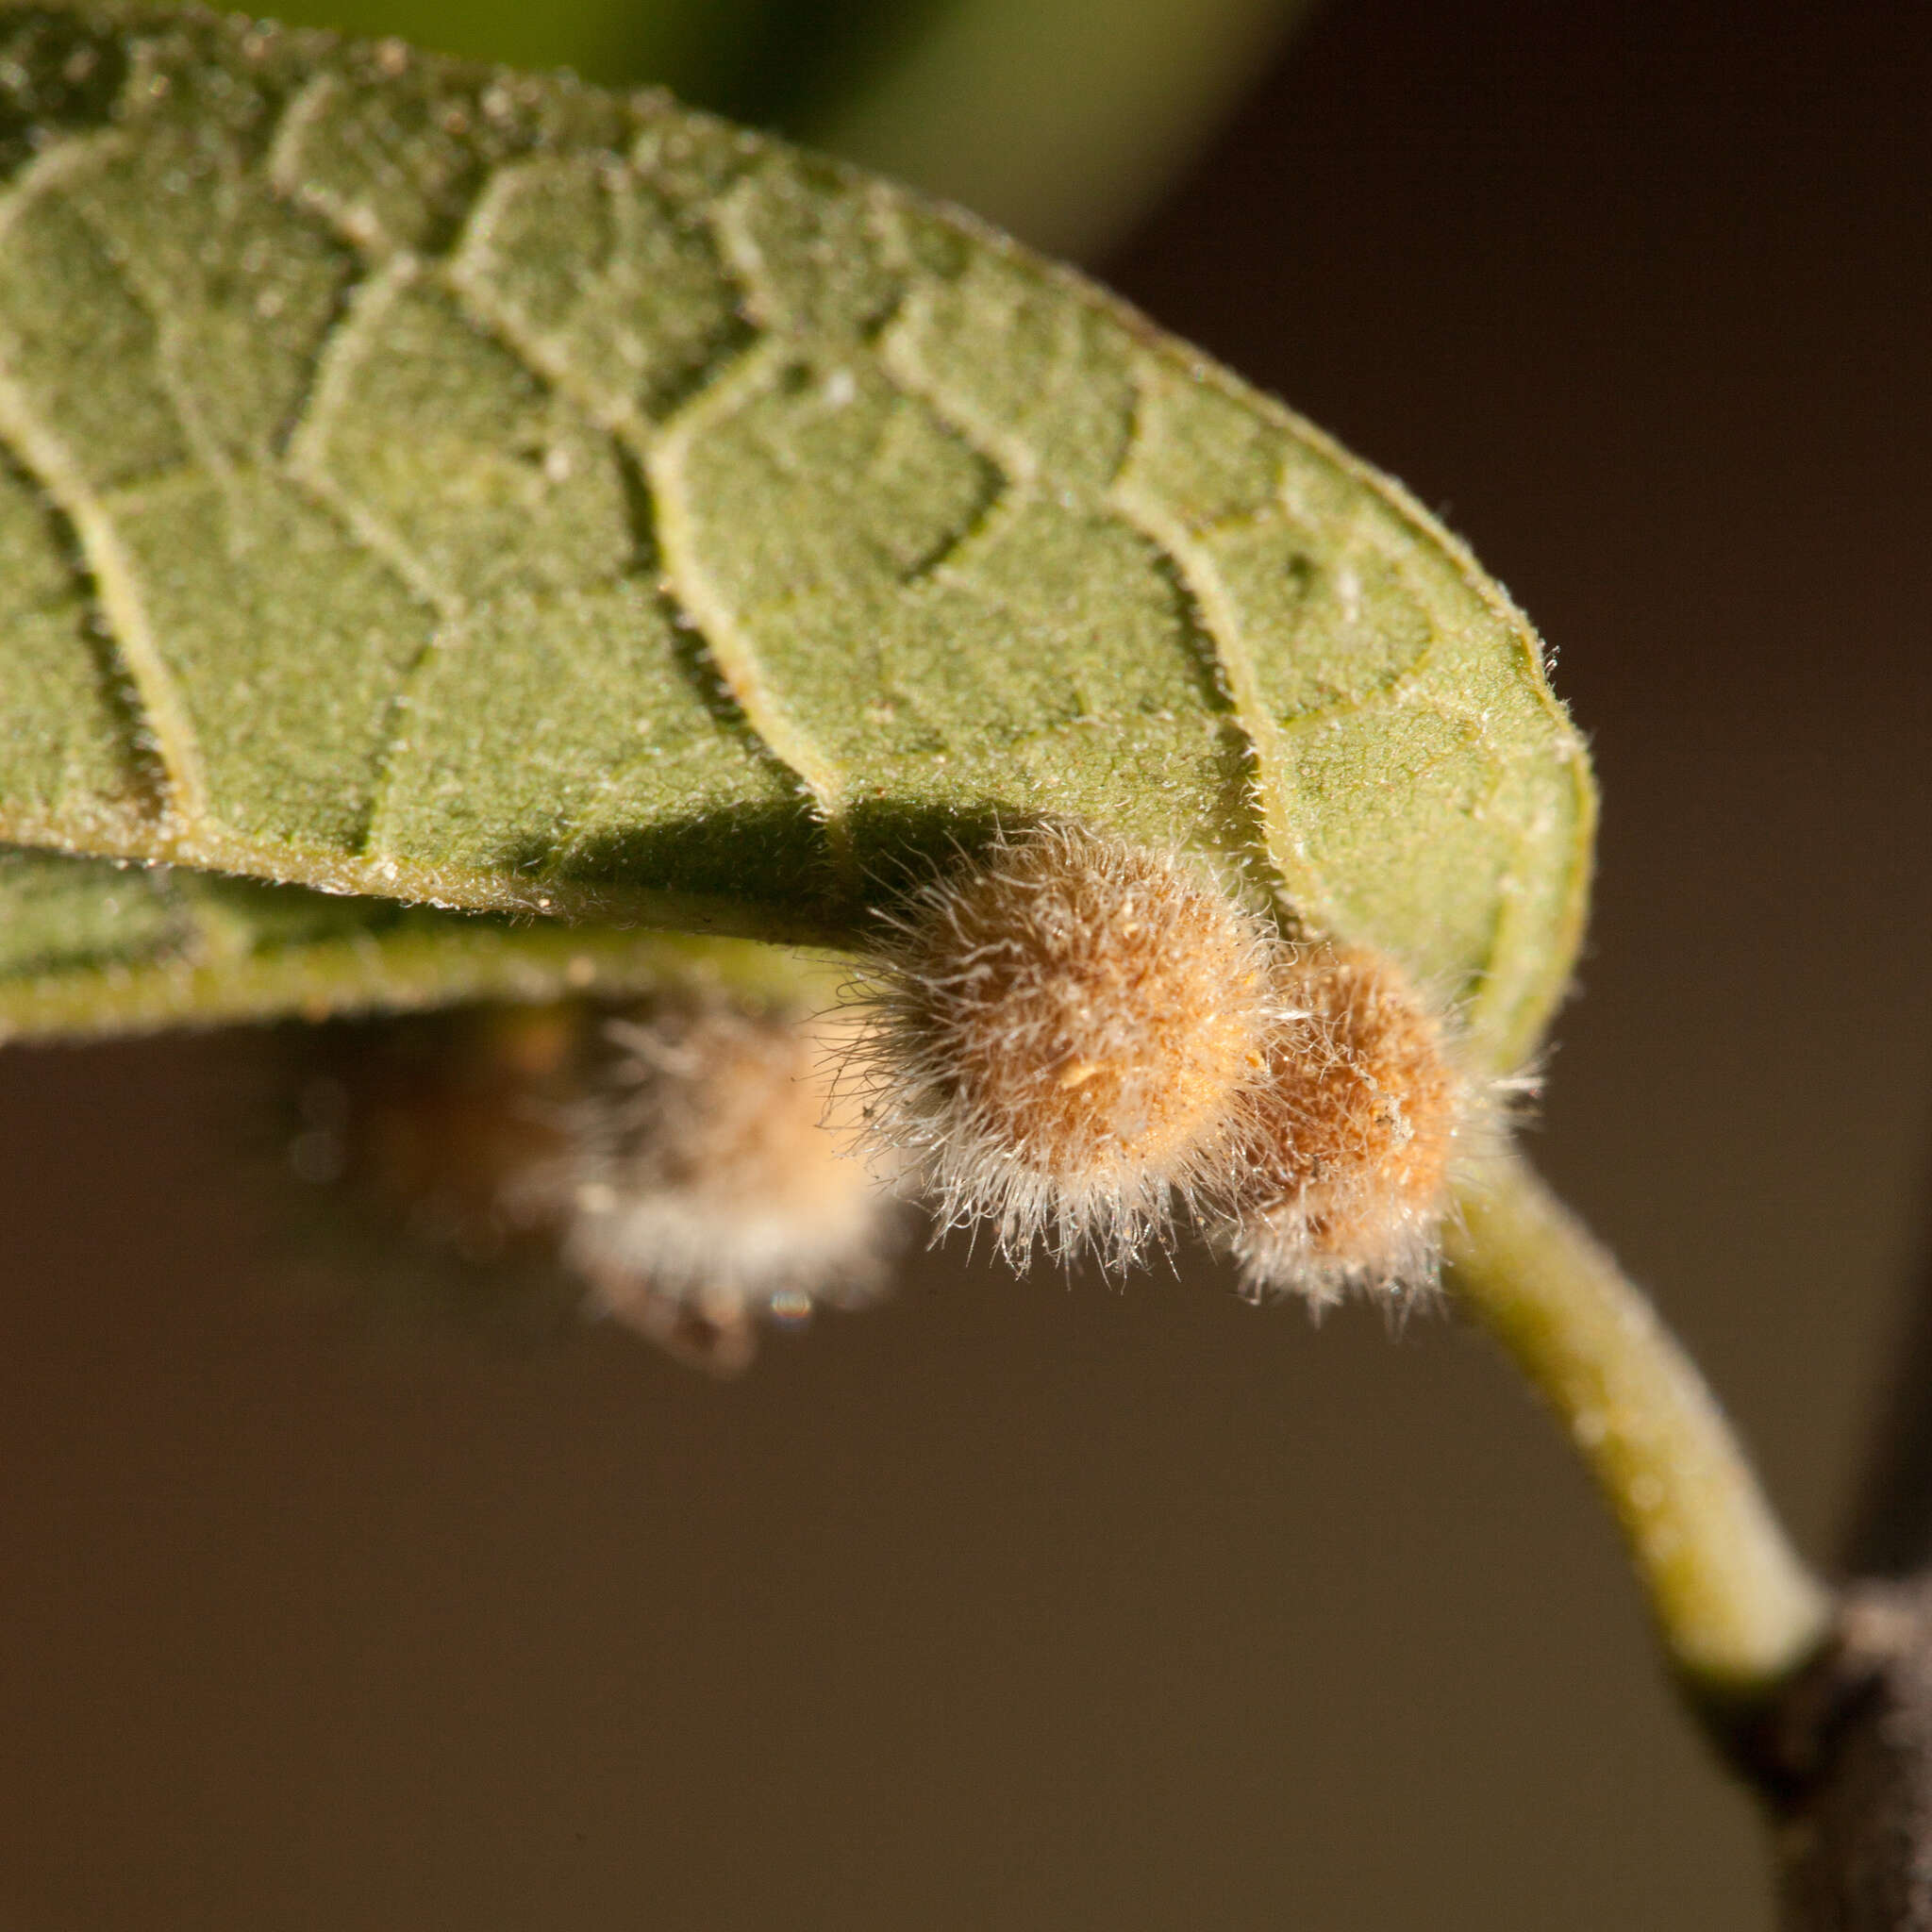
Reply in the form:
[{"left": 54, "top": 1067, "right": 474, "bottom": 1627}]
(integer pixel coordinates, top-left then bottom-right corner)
[{"left": 1446, "top": 1150, "right": 1834, "bottom": 1705}]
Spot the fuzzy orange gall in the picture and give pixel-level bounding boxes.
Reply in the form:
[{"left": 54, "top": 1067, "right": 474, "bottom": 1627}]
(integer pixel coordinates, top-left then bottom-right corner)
[
  {"left": 1218, "top": 941, "right": 1478, "bottom": 1307},
  {"left": 848, "top": 823, "right": 1278, "bottom": 1270},
  {"left": 549, "top": 996, "right": 895, "bottom": 1374},
  {"left": 300, "top": 994, "right": 894, "bottom": 1374}
]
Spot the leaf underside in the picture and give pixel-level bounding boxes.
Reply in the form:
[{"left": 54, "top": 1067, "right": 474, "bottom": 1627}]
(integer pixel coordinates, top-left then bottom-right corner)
[
  {"left": 0, "top": 0, "right": 1593, "bottom": 1066},
  {"left": 0, "top": 845, "right": 838, "bottom": 1045}
]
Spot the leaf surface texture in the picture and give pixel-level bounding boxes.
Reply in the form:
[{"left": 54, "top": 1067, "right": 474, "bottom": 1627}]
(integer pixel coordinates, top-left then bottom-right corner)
[{"left": 0, "top": 3, "right": 1592, "bottom": 1064}]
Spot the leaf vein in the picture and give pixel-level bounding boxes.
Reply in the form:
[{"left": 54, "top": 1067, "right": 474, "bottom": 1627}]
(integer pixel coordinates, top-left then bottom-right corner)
[
  {"left": 0, "top": 366, "right": 208, "bottom": 833},
  {"left": 278, "top": 254, "right": 463, "bottom": 616},
  {"left": 0, "top": 439, "right": 164, "bottom": 832},
  {"left": 438, "top": 259, "right": 838, "bottom": 838},
  {"left": 1107, "top": 370, "right": 1305, "bottom": 903},
  {"left": 644, "top": 340, "right": 849, "bottom": 836}
]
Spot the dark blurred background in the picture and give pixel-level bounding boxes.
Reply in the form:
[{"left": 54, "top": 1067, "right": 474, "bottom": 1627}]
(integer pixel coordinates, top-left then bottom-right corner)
[{"left": 3, "top": 0, "right": 1930, "bottom": 1925}]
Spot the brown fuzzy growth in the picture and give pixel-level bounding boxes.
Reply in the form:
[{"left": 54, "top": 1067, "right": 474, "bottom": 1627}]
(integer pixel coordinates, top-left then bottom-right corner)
[
  {"left": 850, "top": 823, "right": 1277, "bottom": 1268},
  {"left": 546, "top": 996, "right": 893, "bottom": 1373},
  {"left": 1221, "top": 941, "right": 1474, "bottom": 1307},
  {"left": 298, "top": 994, "right": 893, "bottom": 1374}
]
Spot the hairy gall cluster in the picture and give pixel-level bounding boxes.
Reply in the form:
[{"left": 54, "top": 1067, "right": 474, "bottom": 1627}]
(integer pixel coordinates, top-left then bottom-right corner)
[
  {"left": 1217, "top": 941, "right": 1476, "bottom": 1307},
  {"left": 303, "top": 826, "right": 1489, "bottom": 1353},
  {"left": 552, "top": 996, "right": 892, "bottom": 1372},
  {"left": 850, "top": 824, "right": 1486, "bottom": 1302},
  {"left": 297, "top": 992, "right": 894, "bottom": 1373},
  {"left": 851, "top": 822, "right": 1278, "bottom": 1268}
]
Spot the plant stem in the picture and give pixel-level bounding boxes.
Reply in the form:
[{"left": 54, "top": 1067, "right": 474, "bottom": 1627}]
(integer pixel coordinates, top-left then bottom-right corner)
[{"left": 1445, "top": 1150, "right": 1834, "bottom": 1706}]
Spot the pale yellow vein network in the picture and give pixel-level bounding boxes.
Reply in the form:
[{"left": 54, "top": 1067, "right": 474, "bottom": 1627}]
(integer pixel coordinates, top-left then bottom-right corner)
[
  {"left": 441, "top": 174, "right": 851, "bottom": 860},
  {"left": 1106, "top": 377, "right": 1306, "bottom": 897},
  {"left": 0, "top": 146, "right": 211, "bottom": 834},
  {"left": 642, "top": 337, "right": 854, "bottom": 841}
]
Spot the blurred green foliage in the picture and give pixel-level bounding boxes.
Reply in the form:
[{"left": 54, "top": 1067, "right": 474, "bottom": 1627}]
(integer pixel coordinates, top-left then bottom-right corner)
[
  {"left": 259, "top": 0, "right": 949, "bottom": 148},
  {"left": 259, "top": 0, "right": 1310, "bottom": 257}
]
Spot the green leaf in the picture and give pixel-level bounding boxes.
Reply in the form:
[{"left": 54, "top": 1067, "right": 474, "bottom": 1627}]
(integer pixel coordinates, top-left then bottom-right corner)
[
  {"left": 0, "top": 2, "right": 1592, "bottom": 1069},
  {"left": 0, "top": 843, "right": 835, "bottom": 1043},
  {"left": 249, "top": 0, "right": 1317, "bottom": 264},
  {"left": 232, "top": 0, "right": 731, "bottom": 103}
]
